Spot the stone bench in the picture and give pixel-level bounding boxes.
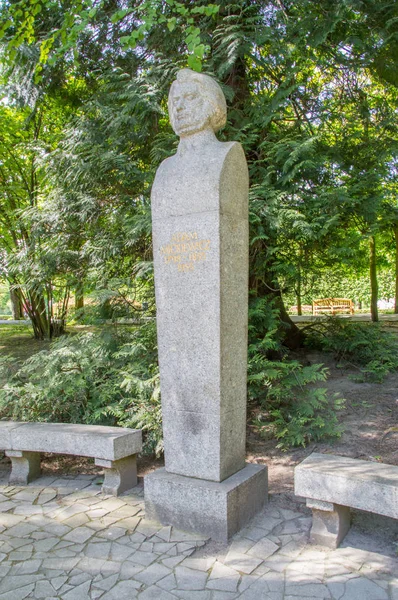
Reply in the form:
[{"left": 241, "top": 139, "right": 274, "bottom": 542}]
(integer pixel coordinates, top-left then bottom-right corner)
[
  {"left": 295, "top": 453, "right": 398, "bottom": 548},
  {"left": 0, "top": 421, "right": 142, "bottom": 496}
]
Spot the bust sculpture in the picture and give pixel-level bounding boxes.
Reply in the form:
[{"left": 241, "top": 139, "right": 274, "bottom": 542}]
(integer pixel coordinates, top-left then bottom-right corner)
[
  {"left": 168, "top": 68, "right": 226, "bottom": 141},
  {"left": 152, "top": 69, "right": 248, "bottom": 220},
  {"left": 146, "top": 68, "right": 267, "bottom": 541}
]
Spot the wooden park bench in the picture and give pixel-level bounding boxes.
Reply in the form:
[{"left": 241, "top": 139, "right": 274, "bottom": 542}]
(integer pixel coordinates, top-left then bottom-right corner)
[
  {"left": 312, "top": 298, "right": 354, "bottom": 316},
  {"left": 295, "top": 453, "right": 398, "bottom": 548},
  {"left": 0, "top": 421, "right": 142, "bottom": 496}
]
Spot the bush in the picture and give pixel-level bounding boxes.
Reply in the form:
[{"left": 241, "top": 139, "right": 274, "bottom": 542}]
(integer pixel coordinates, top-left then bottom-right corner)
[
  {"left": 0, "top": 322, "right": 162, "bottom": 455},
  {"left": 248, "top": 298, "right": 345, "bottom": 449},
  {"left": 0, "top": 299, "right": 346, "bottom": 455},
  {"left": 306, "top": 318, "right": 398, "bottom": 382}
]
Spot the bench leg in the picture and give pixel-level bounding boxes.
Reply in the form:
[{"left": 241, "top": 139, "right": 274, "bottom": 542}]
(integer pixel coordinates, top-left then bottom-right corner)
[
  {"left": 5, "top": 450, "right": 41, "bottom": 485},
  {"left": 307, "top": 499, "right": 351, "bottom": 549},
  {"left": 95, "top": 456, "right": 137, "bottom": 496}
]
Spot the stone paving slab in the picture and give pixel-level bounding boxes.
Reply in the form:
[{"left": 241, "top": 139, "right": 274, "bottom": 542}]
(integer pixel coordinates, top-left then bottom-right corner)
[{"left": 0, "top": 468, "right": 397, "bottom": 599}]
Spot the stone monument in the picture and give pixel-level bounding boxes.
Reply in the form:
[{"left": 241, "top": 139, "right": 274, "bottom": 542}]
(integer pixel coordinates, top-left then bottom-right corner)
[{"left": 144, "top": 69, "right": 268, "bottom": 541}]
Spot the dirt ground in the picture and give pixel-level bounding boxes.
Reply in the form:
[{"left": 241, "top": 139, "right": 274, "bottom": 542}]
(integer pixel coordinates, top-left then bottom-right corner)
[
  {"left": 0, "top": 327, "right": 50, "bottom": 363},
  {"left": 247, "top": 349, "right": 398, "bottom": 494},
  {"left": 1, "top": 324, "right": 397, "bottom": 494}
]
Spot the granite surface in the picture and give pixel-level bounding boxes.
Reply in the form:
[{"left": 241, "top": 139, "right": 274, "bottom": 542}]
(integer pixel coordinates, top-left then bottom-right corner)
[
  {"left": 0, "top": 422, "right": 142, "bottom": 462},
  {"left": 151, "top": 70, "right": 249, "bottom": 483},
  {"left": 145, "top": 464, "right": 268, "bottom": 542},
  {"left": 295, "top": 453, "right": 398, "bottom": 519}
]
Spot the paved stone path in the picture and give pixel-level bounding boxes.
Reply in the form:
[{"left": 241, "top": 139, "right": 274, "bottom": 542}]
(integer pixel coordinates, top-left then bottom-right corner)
[
  {"left": 290, "top": 314, "right": 398, "bottom": 323},
  {"left": 0, "top": 321, "right": 31, "bottom": 326},
  {"left": 0, "top": 470, "right": 397, "bottom": 600}
]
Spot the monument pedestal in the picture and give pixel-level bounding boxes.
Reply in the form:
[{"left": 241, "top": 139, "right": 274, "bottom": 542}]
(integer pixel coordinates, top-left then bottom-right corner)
[{"left": 145, "top": 463, "right": 268, "bottom": 542}]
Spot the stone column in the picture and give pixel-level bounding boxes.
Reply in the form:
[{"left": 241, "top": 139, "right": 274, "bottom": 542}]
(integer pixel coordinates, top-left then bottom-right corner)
[{"left": 144, "top": 69, "right": 267, "bottom": 541}]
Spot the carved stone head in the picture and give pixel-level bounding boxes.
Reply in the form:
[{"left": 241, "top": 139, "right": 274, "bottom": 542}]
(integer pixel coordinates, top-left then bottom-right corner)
[{"left": 168, "top": 69, "right": 227, "bottom": 137}]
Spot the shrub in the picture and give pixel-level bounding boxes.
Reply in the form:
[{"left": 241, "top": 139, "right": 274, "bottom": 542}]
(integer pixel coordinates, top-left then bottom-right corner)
[
  {"left": 0, "top": 322, "right": 162, "bottom": 455},
  {"left": 306, "top": 318, "right": 398, "bottom": 382},
  {"left": 248, "top": 298, "right": 345, "bottom": 449},
  {"left": 0, "top": 299, "right": 346, "bottom": 455},
  {"left": 250, "top": 359, "right": 345, "bottom": 449}
]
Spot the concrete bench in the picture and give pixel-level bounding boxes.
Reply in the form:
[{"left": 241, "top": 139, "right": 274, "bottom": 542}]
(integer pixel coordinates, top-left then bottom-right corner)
[
  {"left": 295, "top": 453, "right": 398, "bottom": 548},
  {"left": 0, "top": 421, "right": 142, "bottom": 496}
]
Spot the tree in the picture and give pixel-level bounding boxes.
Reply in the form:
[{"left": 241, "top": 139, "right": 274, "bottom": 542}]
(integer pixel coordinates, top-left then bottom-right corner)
[
  {"left": 2, "top": 0, "right": 398, "bottom": 338},
  {"left": 0, "top": 94, "right": 79, "bottom": 338}
]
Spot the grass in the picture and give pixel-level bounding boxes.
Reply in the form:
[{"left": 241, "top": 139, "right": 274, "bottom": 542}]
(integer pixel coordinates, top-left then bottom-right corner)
[
  {"left": 0, "top": 325, "right": 51, "bottom": 387},
  {"left": 0, "top": 322, "right": 138, "bottom": 364},
  {"left": 0, "top": 325, "right": 46, "bottom": 361},
  {"left": 0, "top": 323, "right": 74, "bottom": 379}
]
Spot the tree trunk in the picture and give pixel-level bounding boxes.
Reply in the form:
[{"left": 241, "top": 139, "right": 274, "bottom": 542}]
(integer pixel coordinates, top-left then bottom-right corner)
[
  {"left": 75, "top": 284, "right": 84, "bottom": 310},
  {"left": 28, "top": 291, "right": 49, "bottom": 340},
  {"left": 50, "top": 319, "right": 66, "bottom": 337},
  {"left": 9, "top": 287, "right": 24, "bottom": 320},
  {"left": 369, "top": 235, "right": 378, "bottom": 322},
  {"left": 276, "top": 291, "right": 304, "bottom": 349},
  {"left": 249, "top": 241, "right": 304, "bottom": 349},
  {"left": 296, "top": 265, "right": 302, "bottom": 316},
  {"left": 20, "top": 285, "right": 52, "bottom": 340},
  {"left": 218, "top": 22, "right": 303, "bottom": 349},
  {"left": 296, "top": 295, "right": 302, "bottom": 316},
  {"left": 394, "top": 223, "right": 398, "bottom": 314},
  {"left": 100, "top": 298, "right": 113, "bottom": 320},
  {"left": 250, "top": 273, "right": 304, "bottom": 349}
]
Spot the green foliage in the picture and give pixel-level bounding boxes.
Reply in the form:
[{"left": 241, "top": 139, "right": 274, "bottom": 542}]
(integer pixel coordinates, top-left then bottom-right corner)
[
  {"left": 0, "top": 286, "right": 11, "bottom": 314},
  {"left": 0, "top": 0, "right": 219, "bottom": 76},
  {"left": 283, "top": 267, "right": 396, "bottom": 310},
  {"left": 0, "top": 322, "right": 162, "bottom": 455},
  {"left": 307, "top": 319, "right": 398, "bottom": 382},
  {"left": 1, "top": 0, "right": 398, "bottom": 454},
  {"left": 0, "top": 301, "right": 347, "bottom": 454},
  {"left": 3, "top": 0, "right": 398, "bottom": 340},
  {"left": 251, "top": 362, "right": 345, "bottom": 450},
  {"left": 248, "top": 299, "right": 345, "bottom": 449},
  {"left": 0, "top": 100, "right": 78, "bottom": 339}
]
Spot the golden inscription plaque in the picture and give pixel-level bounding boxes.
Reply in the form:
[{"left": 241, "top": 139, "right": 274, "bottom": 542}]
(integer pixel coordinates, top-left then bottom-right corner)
[{"left": 160, "top": 231, "right": 211, "bottom": 272}]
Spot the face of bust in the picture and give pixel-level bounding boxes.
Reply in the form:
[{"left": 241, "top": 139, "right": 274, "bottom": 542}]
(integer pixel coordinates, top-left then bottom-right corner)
[{"left": 170, "top": 81, "right": 211, "bottom": 136}]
